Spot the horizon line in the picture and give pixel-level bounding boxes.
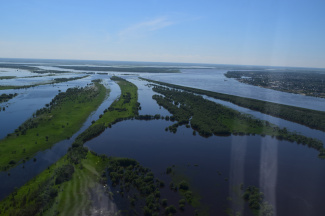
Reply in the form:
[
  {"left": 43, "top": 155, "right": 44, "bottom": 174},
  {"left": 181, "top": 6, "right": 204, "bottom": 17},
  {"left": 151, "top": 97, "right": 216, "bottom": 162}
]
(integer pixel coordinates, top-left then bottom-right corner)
[{"left": 0, "top": 57, "right": 325, "bottom": 70}]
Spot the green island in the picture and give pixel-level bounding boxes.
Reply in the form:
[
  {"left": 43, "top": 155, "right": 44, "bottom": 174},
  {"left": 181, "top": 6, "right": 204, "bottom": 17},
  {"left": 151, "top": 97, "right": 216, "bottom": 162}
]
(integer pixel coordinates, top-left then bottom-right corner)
[
  {"left": 0, "top": 93, "right": 18, "bottom": 103},
  {"left": 94, "top": 76, "right": 139, "bottom": 127},
  {"left": 0, "top": 76, "right": 16, "bottom": 80},
  {"left": 0, "top": 75, "right": 89, "bottom": 90},
  {"left": 0, "top": 80, "right": 107, "bottom": 171},
  {"left": 150, "top": 85, "right": 324, "bottom": 158},
  {"left": 140, "top": 78, "right": 325, "bottom": 133}
]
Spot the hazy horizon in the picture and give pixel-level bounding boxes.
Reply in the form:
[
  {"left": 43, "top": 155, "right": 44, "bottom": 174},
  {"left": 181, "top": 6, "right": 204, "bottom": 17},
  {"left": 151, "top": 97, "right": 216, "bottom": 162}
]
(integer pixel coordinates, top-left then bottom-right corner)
[
  {"left": 1, "top": 57, "right": 325, "bottom": 70},
  {"left": 1, "top": 0, "right": 325, "bottom": 68}
]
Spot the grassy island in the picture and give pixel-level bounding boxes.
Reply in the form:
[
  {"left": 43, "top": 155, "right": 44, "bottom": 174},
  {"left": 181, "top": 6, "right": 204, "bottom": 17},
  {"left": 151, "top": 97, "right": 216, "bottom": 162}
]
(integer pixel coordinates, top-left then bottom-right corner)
[
  {"left": 94, "top": 76, "right": 139, "bottom": 127},
  {"left": 0, "top": 76, "right": 16, "bottom": 80},
  {"left": 0, "top": 81, "right": 107, "bottom": 171}
]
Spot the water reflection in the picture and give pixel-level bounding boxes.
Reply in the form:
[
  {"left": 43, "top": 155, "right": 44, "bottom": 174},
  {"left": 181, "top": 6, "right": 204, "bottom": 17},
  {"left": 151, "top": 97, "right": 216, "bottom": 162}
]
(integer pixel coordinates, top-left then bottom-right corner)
[
  {"left": 141, "top": 69, "right": 325, "bottom": 111},
  {"left": 259, "top": 138, "right": 278, "bottom": 215},
  {"left": 229, "top": 137, "right": 247, "bottom": 214},
  {"left": 0, "top": 74, "right": 325, "bottom": 215}
]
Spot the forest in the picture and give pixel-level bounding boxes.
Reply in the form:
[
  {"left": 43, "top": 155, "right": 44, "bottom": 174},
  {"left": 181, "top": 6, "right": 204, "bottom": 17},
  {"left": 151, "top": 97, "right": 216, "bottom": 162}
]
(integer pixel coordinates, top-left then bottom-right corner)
[
  {"left": 0, "top": 93, "right": 17, "bottom": 103},
  {"left": 151, "top": 85, "right": 324, "bottom": 158},
  {"left": 141, "top": 78, "right": 325, "bottom": 133}
]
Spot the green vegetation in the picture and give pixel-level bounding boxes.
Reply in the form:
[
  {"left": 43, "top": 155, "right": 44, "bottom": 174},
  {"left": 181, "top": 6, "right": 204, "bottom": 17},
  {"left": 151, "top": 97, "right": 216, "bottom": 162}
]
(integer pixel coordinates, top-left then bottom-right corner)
[
  {"left": 0, "top": 81, "right": 107, "bottom": 171},
  {"left": 0, "top": 154, "right": 72, "bottom": 216},
  {"left": 44, "top": 151, "right": 110, "bottom": 216},
  {"left": 107, "top": 157, "right": 166, "bottom": 215},
  {"left": 73, "top": 76, "right": 139, "bottom": 151},
  {"left": 243, "top": 186, "right": 274, "bottom": 216},
  {"left": 166, "top": 166, "right": 205, "bottom": 215},
  {"left": 0, "top": 75, "right": 89, "bottom": 90},
  {"left": 0, "top": 76, "right": 16, "bottom": 79},
  {"left": 151, "top": 85, "right": 324, "bottom": 158},
  {"left": 0, "top": 93, "right": 18, "bottom": 103},
  {"left": 93, "top": 76, "right": 139, "bottom": 127},
  {"left": 141, "top": 78, "right": 325, "bottom": 133},
  {"left": 0, "top": 76, "right": 155, "bottom": 216},
  {"left": 0, "top": 150, "right": 109, "bottom": 216}
]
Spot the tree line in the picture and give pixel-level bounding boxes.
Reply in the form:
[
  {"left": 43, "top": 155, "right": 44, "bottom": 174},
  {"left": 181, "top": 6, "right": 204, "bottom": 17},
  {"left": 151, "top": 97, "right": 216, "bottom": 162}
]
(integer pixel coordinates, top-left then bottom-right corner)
[{"left": 141, "top": 78, "right": 325, "bottom": 132}]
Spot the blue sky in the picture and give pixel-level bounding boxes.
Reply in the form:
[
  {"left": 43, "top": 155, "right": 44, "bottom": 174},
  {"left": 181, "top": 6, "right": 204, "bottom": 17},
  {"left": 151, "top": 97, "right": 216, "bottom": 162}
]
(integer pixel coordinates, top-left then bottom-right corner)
[{"left": 0, "top": 0, "right": 324, "bottom": 68}]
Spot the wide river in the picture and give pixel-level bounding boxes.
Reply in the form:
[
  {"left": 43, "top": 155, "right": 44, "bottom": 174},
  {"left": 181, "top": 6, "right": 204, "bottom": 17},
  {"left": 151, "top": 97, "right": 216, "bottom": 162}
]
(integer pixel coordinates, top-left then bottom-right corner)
[{"left": 0, "top": 63, "right": 325, "bottom": 216}]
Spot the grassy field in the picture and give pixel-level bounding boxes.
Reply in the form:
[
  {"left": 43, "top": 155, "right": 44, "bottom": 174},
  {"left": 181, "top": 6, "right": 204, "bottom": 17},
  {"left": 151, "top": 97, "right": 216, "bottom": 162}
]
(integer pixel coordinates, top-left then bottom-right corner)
[
  {"left": 0, "top": 154, "right": 70, "bottom": 215},
  {"left": 94, "top": 76, "right": 139, "bottom": 127},
  {"left": 0, "top": 82, "right": 107, "bottom": 171},
  {"left": 0, "top": 151, "right": 110, "bottom": 216},
  {"left": 44, "top": 151, "right": 110, "bottom": 216}
]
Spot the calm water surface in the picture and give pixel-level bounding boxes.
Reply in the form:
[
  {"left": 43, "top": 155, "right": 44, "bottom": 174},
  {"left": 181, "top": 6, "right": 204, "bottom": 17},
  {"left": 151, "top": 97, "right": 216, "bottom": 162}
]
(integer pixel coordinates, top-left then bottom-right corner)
[
  {"left": 141, "top": 69, "right": 325, "bottom": 111},
  {"left": 0, "top": 64, "right": 325, "bottom": 216}
]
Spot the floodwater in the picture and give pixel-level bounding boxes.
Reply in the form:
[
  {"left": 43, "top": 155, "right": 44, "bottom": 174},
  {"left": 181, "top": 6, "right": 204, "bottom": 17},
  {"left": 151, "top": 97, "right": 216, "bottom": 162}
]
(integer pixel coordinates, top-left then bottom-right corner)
[
  {"left": 84, "top": 77, "right": 325, "bottom": 216},
  {"left": 140, "top": 69, "right": 325, "bottom": 111},
  {"left": 1, "top": 61, "right": 325, "bottom": 216}
]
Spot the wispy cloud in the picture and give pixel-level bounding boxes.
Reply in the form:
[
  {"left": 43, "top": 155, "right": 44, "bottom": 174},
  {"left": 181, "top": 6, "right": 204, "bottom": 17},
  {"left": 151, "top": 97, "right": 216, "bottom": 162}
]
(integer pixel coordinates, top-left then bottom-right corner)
[{"left": 118, "top": 17, "right": 174, "bottom": 39}]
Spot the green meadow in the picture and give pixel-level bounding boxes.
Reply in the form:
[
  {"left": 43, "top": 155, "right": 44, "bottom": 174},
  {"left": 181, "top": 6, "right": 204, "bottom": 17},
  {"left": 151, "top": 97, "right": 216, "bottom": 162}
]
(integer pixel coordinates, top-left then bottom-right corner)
[{"left": 0, "top": 82, "right": 107, "bottom": 171}]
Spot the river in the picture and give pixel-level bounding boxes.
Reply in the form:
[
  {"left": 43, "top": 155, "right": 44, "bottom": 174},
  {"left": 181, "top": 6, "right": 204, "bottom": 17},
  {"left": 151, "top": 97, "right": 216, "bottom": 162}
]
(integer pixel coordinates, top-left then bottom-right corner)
[{"left": 0, "top": 61, "right": 325, "bottom": 215}]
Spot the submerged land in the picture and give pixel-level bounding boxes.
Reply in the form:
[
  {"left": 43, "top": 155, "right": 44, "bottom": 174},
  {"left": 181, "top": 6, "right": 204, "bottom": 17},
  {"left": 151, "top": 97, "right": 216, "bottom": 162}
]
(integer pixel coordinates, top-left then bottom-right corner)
[
  {"left": 1, "top": 72, "right": 325, "bottom": 216},
  {"left": 141, "top": 78, "right": 325, "bottom": 133}
]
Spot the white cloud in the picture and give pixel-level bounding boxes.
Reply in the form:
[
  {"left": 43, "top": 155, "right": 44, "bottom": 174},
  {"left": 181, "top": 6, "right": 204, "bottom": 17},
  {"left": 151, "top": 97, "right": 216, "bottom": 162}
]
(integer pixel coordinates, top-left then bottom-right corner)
[{"left": 118, "top": 17, "right": 174, "bottom": 39}]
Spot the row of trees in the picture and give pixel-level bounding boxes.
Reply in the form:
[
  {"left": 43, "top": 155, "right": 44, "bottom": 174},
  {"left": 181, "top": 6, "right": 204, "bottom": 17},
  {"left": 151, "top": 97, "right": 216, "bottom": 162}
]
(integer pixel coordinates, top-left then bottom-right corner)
[
  {"left": 0, "top": 93, "right": 18, "bottom": 103},
  {"left": 141, "top": 78, "right": 325, "bottom": 132},
  {"left": 151, "top": 85, "right": 324, "bottom": 157}
]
